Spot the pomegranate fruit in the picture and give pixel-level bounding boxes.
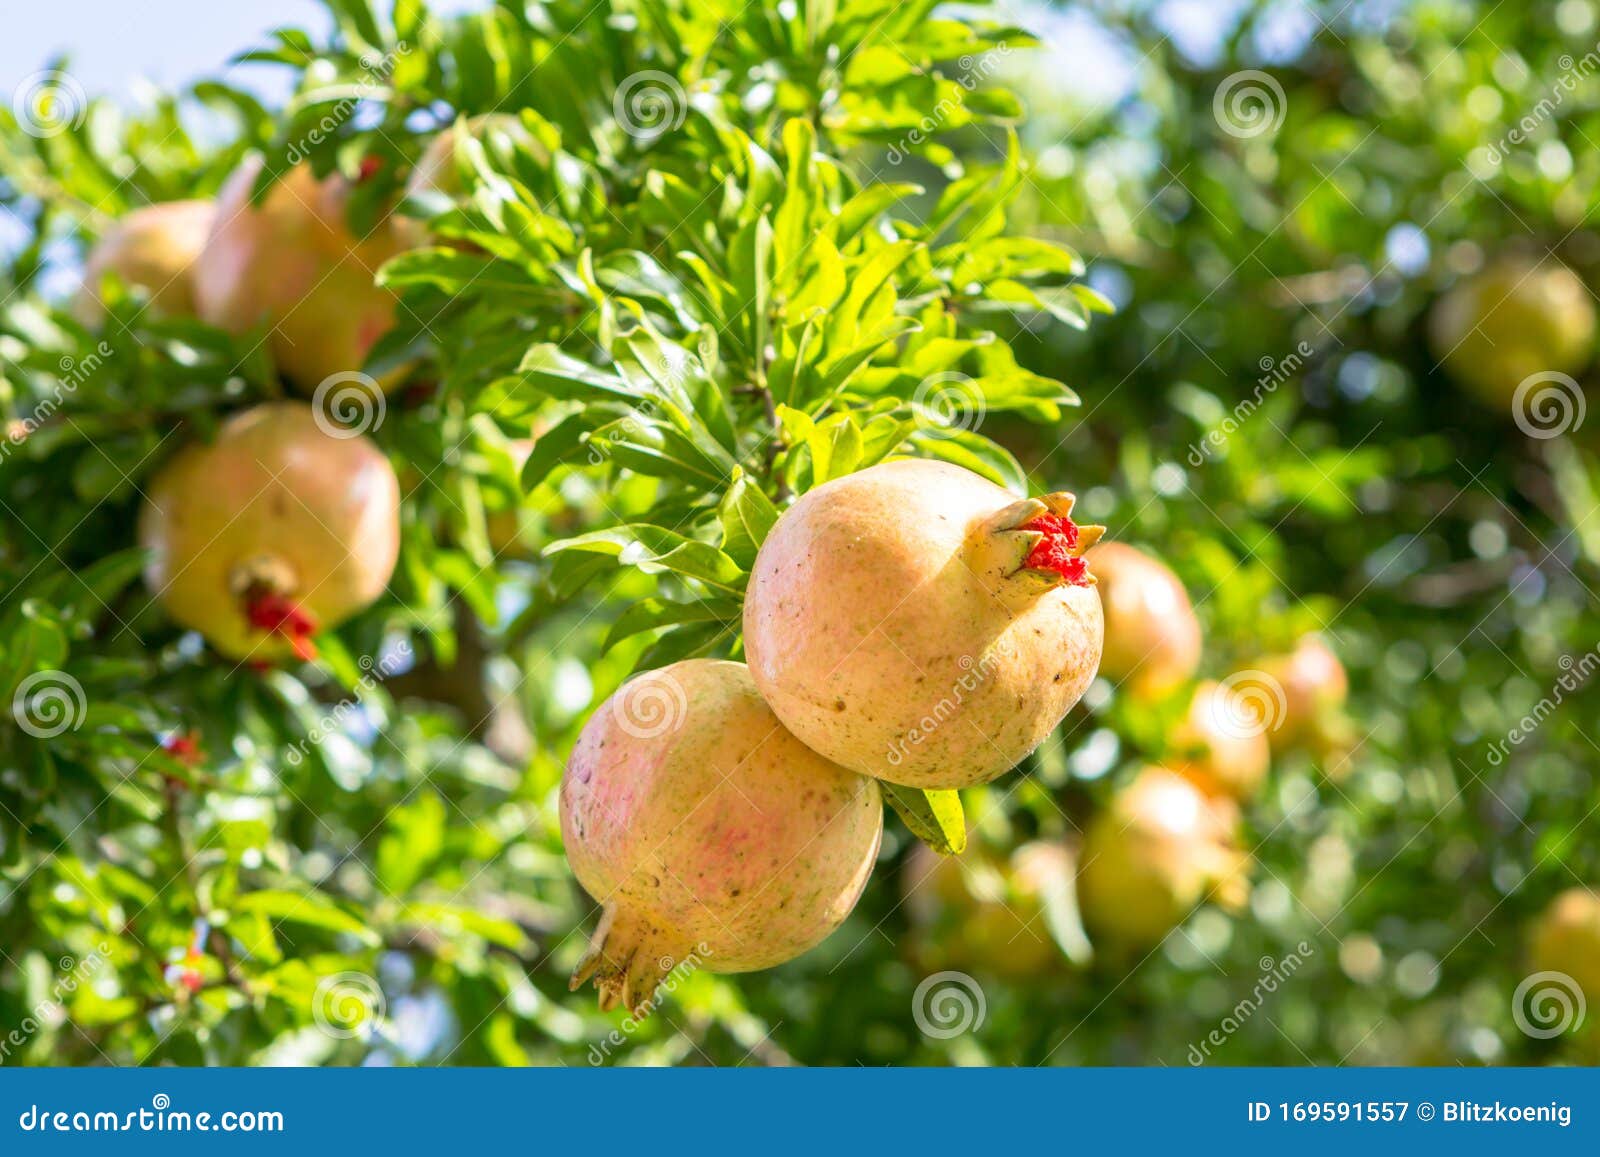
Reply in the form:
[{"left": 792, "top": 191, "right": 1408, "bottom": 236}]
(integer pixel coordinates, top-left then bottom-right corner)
[
  {"left": 1169, "top": 679, "right": 1271, "bottom": 802},
  {"left": 1084, "top": 542, "right": 1201, "bottom": 699},
  {"left": 1528, "top": 887, "right": 1600, "bottom": 1006},
  {"left": 1076, "top": 766, "right": 1247, "bottom": 948},
  {"left": 192, "top": 156, "right": 420, "bottom": 391},
  {"left": 903, "top": 839, "right": 1077, "bottom": 981},
  {"left": 561, "top": 659, "right": 883, "bottom": 1016},
  {"left": 138, "top": 401, "right": 400, "bottom": 661},
  {"left": 75, "top": 199, "right": 215, "bottom": 324},
  {"left": 1429, "top": 255, "right": 1596, "bottom": 408},
  {"left": 742, "top": 459, "right": 1104, "bottom": 791},
  {"left": 1253, "top": 635, "right": 1348, "bottom": 753}
]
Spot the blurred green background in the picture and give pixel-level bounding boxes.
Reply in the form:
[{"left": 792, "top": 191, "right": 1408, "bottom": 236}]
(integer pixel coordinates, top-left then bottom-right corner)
[{"left": 2, "top": 0, "right": 1598, "bottom": 1067}]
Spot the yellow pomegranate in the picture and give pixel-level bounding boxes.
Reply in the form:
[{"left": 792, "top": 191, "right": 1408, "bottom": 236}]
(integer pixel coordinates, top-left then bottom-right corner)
[
  {"left": 1076, "top": 766, "right": 1247, "bottom": 949},
  {"left": 192, "top": 157, "right": 420, "bottom": 391},
  {"left": 1528, "top": 888, "right": 1600, "bottom": 1007},
  {"left": 1085, "top": 542, "right": 1201, "bottom": 700},
  {"left": 743, "top": 459, "right": 1104, "bottom": 791},
  {"left": 903, "top": 839, "right": 1076, "bottom": 981},
  {"left": 138, "top": 401, "right": 400, "bottom": 662},
  {"left": 1429, "top": 256, "right": 1595, "bottom": 409},
  {"left": 1170, "top": 679, "right": 1272, "bottom": 802},
  {"left": 562, "top": 659, "right": 883, "bottom": 1016},
  {"left": 74, "top": 199, "right": 214, "bottom": 324}
]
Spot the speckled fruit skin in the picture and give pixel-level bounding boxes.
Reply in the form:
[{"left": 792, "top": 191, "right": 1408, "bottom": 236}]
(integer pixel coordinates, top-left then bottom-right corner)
[
  {"left": 75, "top": 200, "right": 215, "bottom": 325},
  {"left": 561, "top": 659, "right": 883, "bottom": 1016},
  {"left": 138, "top": 402, "right": 400, "bottom": 661},
  {"left": 742, "top": 459, "right": 1104, "bottom": 791},
  {"left": 1429, "top": 256, "right": 1596, "bottom": 408},
  {"left": 1255, "top": 636, "right": 1348, "bottom": 753},
  {"left": 1084, "top": 542, "right": 1201, "bottom": 699},
  {"left": 1529, "top": 887, "right": 1600, "bottom": 1005},
  {"left": 903, "top": 840, "right": 1076, "bottom": 981},
  {"left": 192, "top": 157, "right": 420, "bottom": 392},
  {"left": 1076, "top": 767, "right": 1247, "bottom": 949},
  {"left": 1170, "top": 680, "right": 1271, "bottom": 802}
]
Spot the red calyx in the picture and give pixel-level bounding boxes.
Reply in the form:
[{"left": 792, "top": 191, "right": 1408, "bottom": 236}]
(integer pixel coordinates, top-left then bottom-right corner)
[
  {"left": 1023, "top": 513, "right": 1091, "bottom": 586},
  {"left": 243, "top": 591, "right": 320, "bottom": 661}
]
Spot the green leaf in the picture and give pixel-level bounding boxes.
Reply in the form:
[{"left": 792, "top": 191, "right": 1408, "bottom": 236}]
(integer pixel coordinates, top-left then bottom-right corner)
[
  {"left": 910, "top": 428, "right": 1027, "bottom": 492},
  {"left": 882, "top": 784, "right": 967, "bottom": 855},
  {"left": 835, "top": 182, "right": 923, "bottom": 243},
  {"left": 376, "top": 792, "right": 447, "bottom": 897},
  {"left": 717, "top": 468, "right": 780, "bottom": 568},
  {"left": 232, "top": 889, "right": 380, "bottom": 947},
  {"left": 604, "top": 597, "right": 741, "bottom": 653},
  {"left": 401, "top": 902, "right": 528, "bottom": 952},
  {"left": 546, "top": 526, "right": 747, "bottom": 594}
]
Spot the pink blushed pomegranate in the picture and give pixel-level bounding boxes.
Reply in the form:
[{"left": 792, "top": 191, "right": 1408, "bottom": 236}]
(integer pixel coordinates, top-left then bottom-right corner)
[
  {"left": 1170, "top": 679, "right": 1272, "bottom": 802},
  {"left": 561, "top": 659, "right": 883, "bottom": 1016},
  {"left": 1254, "top": 635, "right": 1348, "bottom": 753},
  {"left": 192, "top": 157, "right": 421, "bottom": 392},
  {"left": 742, "top": 459, "right": 1105, "bottom": 791}
]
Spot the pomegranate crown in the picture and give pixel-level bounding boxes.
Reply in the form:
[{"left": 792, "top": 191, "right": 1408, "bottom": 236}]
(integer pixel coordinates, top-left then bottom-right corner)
[
  {"left": 229, "top": 555, "right": 319, "bottom": 662},
  {"left": 973, "top": 491, "right": 1105, "bottom": 593}
]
